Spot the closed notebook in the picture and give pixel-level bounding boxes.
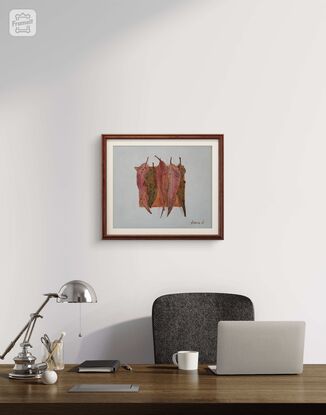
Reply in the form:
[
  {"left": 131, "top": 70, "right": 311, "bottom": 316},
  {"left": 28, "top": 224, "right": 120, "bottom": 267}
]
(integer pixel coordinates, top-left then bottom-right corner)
[{"left": 78, "top": 360, "right": 120, "bottom": 373}]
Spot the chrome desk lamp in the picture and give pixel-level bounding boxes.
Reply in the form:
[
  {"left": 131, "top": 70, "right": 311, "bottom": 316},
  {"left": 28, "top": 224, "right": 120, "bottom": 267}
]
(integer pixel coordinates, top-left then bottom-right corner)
[{"left": 0, "top": 280, "right": 97, "bottom": 379}]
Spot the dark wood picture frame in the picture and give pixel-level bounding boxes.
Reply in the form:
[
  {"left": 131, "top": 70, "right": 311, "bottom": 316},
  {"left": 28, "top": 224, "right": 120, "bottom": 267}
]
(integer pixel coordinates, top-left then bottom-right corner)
[{"left": 102, "top": 134, "right": 224, "bottom": 240}]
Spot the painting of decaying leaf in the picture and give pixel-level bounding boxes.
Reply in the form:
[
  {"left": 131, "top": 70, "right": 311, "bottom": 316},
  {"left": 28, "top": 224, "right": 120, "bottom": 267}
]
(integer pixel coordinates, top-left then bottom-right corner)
[
  {"left": 102, "top": 134, "right": 224, "bottom": 239},
  {"left": 135, "top": 156, "right": 186, "bottom": 218}
]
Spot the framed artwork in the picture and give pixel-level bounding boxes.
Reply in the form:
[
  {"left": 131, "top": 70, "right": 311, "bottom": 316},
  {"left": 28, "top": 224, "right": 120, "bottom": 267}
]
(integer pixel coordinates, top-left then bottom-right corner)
[{"left": 102, "top": 134, "right": 224, "bottom": 240}]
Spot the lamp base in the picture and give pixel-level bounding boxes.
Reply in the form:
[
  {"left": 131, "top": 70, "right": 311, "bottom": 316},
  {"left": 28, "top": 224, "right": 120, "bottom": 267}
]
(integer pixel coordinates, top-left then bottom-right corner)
[
  {"left": 9, "top": 344, "right": 47, "bottom": 380},
  {"left": 9, "top": 371, "right": 43, "bottom": 380}
]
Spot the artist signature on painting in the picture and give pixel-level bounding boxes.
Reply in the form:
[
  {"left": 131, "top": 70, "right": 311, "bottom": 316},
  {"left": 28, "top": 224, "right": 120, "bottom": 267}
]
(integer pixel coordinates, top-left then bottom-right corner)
[{"left": 191, "top": 219, "right": 205, "bottom": 225}]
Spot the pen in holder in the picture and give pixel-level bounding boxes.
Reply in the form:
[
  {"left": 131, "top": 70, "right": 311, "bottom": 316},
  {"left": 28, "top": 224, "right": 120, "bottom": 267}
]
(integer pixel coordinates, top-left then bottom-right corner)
[{"left": 41, "top": 332, "right": 65, "bottom": 371}]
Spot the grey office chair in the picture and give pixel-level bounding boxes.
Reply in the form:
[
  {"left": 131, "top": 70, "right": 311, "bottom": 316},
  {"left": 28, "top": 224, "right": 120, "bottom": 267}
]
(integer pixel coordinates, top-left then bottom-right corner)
[{"left": 152, "top": 293, "right": 254, "bottom": 364}]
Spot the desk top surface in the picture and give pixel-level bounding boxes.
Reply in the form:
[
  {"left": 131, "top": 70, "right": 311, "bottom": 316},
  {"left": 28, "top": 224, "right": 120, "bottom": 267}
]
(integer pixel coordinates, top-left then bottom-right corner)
[{"left": 0, "top": 364, "right": 326, "bottom": 404}]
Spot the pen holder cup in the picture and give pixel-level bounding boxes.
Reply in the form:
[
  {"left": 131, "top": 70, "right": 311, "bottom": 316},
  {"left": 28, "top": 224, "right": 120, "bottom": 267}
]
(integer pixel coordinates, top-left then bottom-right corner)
[{"left": 42, "top": 341, "right": 64, "bottom": 371}]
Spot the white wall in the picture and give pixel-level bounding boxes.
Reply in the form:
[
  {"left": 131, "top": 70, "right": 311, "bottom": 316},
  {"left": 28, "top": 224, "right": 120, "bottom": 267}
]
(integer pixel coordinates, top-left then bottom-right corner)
[{"left": 1, "top": 0, "right": 326, "bottom": 364}]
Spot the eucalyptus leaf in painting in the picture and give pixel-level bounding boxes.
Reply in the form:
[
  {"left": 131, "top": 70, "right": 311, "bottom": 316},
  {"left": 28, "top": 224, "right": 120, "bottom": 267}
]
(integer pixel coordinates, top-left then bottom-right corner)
[
  {"left": 177, "top": 157, "right": 186, "bottom": 217},
  {"left": 134, "top": 158, "right": 152, "bottom": 214},
  {"left": 155, "top": 156, "right": 169, "bottom": 218},
  {"left": 145, "top": 163, "right": 157, "bottom": 208},
  {"left": 167, "top": 158, "right": 181, "bottom": 217},
  {"left": 135, "top": 156, "right": 186, "bottom": 218}
]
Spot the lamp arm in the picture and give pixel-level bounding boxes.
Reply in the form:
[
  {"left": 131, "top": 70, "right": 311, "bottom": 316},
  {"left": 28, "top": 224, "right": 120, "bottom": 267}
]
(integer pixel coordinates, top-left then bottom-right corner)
[
  {"left": 0, "top": 293, "right": 59, "bottom": 360},
  {"left": 23, "top": 313, "right": 43, "bottom": 344}
]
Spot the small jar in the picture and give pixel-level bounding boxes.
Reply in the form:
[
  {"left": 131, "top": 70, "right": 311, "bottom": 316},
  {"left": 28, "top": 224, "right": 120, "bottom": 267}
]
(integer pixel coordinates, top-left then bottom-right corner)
[{"left": 42, "top": 340, "right": 64, "bottom": 371}]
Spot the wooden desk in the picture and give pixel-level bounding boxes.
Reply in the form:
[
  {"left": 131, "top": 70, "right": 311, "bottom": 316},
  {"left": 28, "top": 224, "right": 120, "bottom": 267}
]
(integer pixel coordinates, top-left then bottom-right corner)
[{"left": 0, "top": 364, "right": 326, "bottom": 414}]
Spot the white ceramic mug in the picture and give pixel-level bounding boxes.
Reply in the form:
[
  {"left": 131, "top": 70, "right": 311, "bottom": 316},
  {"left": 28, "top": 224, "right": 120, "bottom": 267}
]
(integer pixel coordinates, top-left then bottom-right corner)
[{"left": 172, "top": 351, "right": 199, "bottom": 370}]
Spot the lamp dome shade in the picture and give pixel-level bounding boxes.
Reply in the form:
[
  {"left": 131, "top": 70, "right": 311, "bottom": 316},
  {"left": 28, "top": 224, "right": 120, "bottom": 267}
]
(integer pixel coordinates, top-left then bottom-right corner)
[{"left": 57, "top": 280, "right": 97, "bottom": 303}]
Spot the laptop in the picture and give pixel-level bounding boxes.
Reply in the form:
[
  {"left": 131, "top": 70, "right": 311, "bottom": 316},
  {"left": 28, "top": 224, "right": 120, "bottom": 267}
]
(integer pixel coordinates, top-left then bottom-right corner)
[{"left": 208, "top": 321, "right": 305, "bottom": 375}]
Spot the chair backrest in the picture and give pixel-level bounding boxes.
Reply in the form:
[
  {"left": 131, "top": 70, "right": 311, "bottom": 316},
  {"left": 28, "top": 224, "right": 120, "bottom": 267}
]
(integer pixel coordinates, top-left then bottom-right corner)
[{"left": 152, "top": 293, "right": 254, "bottom": 364}]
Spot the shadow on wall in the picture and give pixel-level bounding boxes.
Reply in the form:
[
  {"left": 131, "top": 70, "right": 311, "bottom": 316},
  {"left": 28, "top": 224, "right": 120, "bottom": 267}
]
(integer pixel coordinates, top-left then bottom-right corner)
[
  {"left": 1, "top": 0, "right": 196, "bottom": 90},
  {"left": 77, "top": 317, "right": 154, "bottom": 363}
]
